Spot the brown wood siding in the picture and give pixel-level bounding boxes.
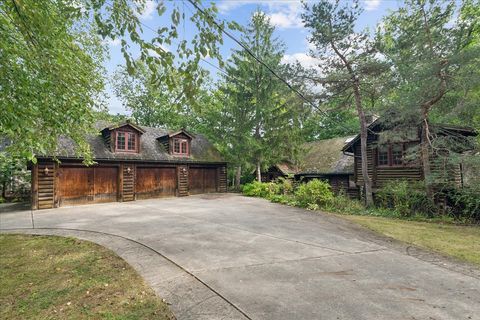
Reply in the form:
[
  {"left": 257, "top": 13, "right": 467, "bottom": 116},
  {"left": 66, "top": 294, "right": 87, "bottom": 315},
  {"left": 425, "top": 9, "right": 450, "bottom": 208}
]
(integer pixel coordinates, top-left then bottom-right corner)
[
  {"left": 430, "top": 154, "right": 463, "bottom": 188},
  {"left": 102, "top": 130, "right": 112, "bottom": 151},
  {"left": 122, "top": 164, "right": 135, "bottom": 201},
  {"left": 375, "top": 166, "right": 422, "bottom": 188},
  {"left": 37, "top": 161, "right": 55, "bottom": 209},
  {"left": 56, "top": 166, "right": 118, "bottom": 206},
  {"left": 57, "top": 167, "right": 92, "bottom": 206},
  {"left": 353, "top": 136, "right": 422, "bottom": 189},
  {"left": 158, "top": 137, "right": 169, "bottom": 153},
  {"left": 94, "top": 167, "right": 118, "bottom": 202},
  {"left": 33, "top": 160, "right": 226, "bottom": 209},
  {"left": 31, "top": 163, "right": 38, "bottom": 209},
  {"left": 218, "top": 166, "right": 227, "bottom": 192},
  {"left": 354, "top": 143, "right": 375, "bottom": 187},
  {"left": 178, "top": 165, "right": 189, "bottom": 196},
  {"left": 329, "top": 176, "right": 350, "bottom": 194},
  {"left": 135, "top": 167, "right": 176, "bottom": 199},
  {"left": 204, "top": 168, "right": 217, "bottom": 193},
  {"left": 189, "top": 167, "right": 217, "bottom": 195}
]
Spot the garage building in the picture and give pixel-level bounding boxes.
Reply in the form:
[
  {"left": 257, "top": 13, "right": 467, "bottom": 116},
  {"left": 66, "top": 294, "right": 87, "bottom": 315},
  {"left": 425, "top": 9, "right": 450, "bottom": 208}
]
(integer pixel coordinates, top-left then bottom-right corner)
[{"left": 31, "top": 121, "right": 227, "bottom": 209}]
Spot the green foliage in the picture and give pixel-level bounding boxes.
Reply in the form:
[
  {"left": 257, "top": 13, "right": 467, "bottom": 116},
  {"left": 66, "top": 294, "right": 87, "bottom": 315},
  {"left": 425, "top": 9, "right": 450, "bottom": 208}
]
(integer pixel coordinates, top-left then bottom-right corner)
[
  {"left": 0, "top": 0, "right": 107, "bottom": 162},
  {"left": 241, "top": 178, "right": 479, "bottom": 223},
  {"left": 0, "top": 153, "right": 30, "bottom": 201},
  {"left": 277, "top": 177, "right": 294, "bottom": 195},
  {"left": 302, "top": 110, "right": 359, "bottom": 141},
  {"left": 294, "top": 179, "right": 334, "bottom": 209},
  {"left": 112, "top": 61, "right": 203, "bottom": 129},
  {"left": 324, "top": 194, "right": 366, "bottom": 214},
  {"left": 214, "top": 11, "right": 307, "bottom": 181},
  {"left": 376, "top": 180, "right": 435, "bottom": 217},
  {"left": 1, "top": 0, "right": 226, "bottom": 162},
  {"left": 449, "top": 186, "right": 480, "bottom": 222},
  {"left": 242, "top": 181, "right": 280, "bottom": 198},
  {"left": 377, "top": 0, "right": 480, "bottom": 191}
]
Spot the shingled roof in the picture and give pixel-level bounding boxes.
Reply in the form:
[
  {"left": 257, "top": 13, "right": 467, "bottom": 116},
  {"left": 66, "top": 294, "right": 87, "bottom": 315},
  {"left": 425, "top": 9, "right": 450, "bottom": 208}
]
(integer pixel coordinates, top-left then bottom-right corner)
[
  {"left": 296, "top": 136, "right": 355, "bottom": 175},
  {"left": 42, "top": 121, "right": 224, "bottom": 163}
]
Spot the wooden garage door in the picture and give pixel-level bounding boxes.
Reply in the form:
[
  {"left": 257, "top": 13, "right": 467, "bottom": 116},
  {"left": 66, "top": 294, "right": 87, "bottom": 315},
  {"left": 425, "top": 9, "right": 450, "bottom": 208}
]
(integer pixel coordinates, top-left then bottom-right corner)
[
  {"left": 136, "top": 167, "right": 177, "bottom": 199},
  {"left": 189, "top": 168, "right": 217, "bottom": 195},
  {"left": 57, "top": 167, "right": 118, "bottom": 206},
  {"left": 93, "top": 167, "right": 118, "bottom": 203}
]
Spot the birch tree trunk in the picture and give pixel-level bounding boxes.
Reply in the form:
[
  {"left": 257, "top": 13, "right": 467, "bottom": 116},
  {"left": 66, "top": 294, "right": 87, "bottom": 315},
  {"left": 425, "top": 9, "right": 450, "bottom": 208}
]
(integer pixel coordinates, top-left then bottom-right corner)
[{"left": 256, "top": 161, "right": 262, "bottom": 182}]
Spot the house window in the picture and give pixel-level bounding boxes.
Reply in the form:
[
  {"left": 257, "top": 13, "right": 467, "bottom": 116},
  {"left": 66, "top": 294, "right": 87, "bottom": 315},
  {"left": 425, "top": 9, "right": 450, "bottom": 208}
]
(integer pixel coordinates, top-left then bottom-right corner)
[
  {"left": 378, "top": 145, "right": 389, "bottom": 166},
  {"left": 392, "top": 144, "right": 403, "bottom": 166},
  {"left": 127, "top": 132, "right": 136, "bottom": 150},
  {"left": 116, "top": 131, "right": 136, "bottom": 152},
  {"left": 377, "top": 144, "right": 405, "bottom": 166},
  {"left": 173, "top": 138, "right": 188, "bottom": 155}
]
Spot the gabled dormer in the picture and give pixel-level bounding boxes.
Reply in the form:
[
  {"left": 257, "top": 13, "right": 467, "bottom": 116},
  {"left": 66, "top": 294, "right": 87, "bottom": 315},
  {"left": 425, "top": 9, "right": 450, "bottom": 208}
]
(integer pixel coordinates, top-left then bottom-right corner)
[
  {"left": 157, "top": 129, "right": 194, "bottom": 156},
  {"left": 101, "top": 121, "right": 145, "bottom": 153}
]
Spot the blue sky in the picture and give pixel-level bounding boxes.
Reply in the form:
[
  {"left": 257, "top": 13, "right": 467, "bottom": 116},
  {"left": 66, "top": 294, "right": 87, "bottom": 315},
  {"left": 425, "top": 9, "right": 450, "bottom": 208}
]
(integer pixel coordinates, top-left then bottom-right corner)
[{"left": 105, "top": 0, "right": 401, "bottom": 114}]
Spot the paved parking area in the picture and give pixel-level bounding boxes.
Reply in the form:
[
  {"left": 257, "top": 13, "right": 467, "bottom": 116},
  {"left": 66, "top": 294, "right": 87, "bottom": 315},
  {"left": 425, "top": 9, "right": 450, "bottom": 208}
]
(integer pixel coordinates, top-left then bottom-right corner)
[{"left": 1, "top": 194, "right": 479, "bottom": 320}]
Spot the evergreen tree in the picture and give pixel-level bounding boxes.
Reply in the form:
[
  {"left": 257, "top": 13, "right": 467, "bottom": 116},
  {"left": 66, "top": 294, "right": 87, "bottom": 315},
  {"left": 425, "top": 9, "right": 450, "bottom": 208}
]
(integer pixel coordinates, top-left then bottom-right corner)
[
  {"left": 219, "top": 11, "right": 305, "bottom": 183},
  {"left": 302, "top": 0, "right": 389, "bottom": 206},
  {"left": 378, "top": 0, "right": 480, "bottom": 199}
]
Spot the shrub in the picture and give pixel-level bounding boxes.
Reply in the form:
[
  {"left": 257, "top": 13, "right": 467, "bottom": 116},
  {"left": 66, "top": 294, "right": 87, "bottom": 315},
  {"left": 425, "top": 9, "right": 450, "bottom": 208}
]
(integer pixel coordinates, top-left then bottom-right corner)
[
  {"left": 448, "top": 186, "right": 480, "bottom": 223},
  {"left": 242, "top": 181, "right": 280, "bottom": 198},
  {"left": 376, "top": 180, "right": 435, "bottom": 217},
  {"left": 277, "top": 177, "right": 294, "bottom": 195},
  {"left": 269, "top": 194, "right": 298, "bottom": 206},
  {"left": 294, "top": 179, "right": 334, "bottom": 209},
  {"left": 324, "top": 194, "right": 366, "bottom": 215}
]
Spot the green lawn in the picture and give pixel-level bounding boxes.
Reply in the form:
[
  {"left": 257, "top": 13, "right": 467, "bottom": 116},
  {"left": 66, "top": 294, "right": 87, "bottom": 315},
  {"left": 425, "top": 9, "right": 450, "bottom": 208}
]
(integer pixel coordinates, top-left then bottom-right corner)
[
  {"left": 340, "top": 215, "right": 480, "bottom": 266},
  {"left": 0, "top": 234, "right": 174, "bottom": 320}
]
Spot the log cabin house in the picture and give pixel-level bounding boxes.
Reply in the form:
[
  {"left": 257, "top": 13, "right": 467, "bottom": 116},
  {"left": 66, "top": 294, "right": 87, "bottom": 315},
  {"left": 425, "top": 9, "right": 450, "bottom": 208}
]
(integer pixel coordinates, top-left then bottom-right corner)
[
  {"left": 342, "top": 119, "right": 477, "bottom": 196},
  {"left": 30, "top": 121, "right": 227, "bottom": 209},
  {"left": 261, "top": 136, "right": 359, "bottom": 198}
]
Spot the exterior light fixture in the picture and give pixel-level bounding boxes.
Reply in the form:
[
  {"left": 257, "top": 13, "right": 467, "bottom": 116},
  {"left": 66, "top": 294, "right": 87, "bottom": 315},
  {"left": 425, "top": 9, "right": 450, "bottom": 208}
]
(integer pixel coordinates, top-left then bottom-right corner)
[
  {"left": 44, "top": 167, "right": 49, "bottom": 175},
  {"left": 182, "top": 167, "right": 187, "bottom": 173},
  {"left": 126, "top": 167, "right": 131, "bottom": 174}
]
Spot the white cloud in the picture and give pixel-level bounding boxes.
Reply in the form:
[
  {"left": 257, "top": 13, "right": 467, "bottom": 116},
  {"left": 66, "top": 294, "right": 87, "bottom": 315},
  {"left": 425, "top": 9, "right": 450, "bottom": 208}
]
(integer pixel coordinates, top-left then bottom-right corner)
[
  {"left": 217, "top": 1, "right": 303, "bottom": 29},
  {"left": 216, "top": 0, "right": 261, "bottom": 14},
  {"left": 364, "top": 0, "right": 381, "bottom": 11},
  {"left": 281, "top": 53, "right": 319, "bottom": 69},
  {"left": 267, "top": 2, "right": 303, "bottom": 29},
  {"left": 136, "top": 0, "right": 156, "bottom": 20}
]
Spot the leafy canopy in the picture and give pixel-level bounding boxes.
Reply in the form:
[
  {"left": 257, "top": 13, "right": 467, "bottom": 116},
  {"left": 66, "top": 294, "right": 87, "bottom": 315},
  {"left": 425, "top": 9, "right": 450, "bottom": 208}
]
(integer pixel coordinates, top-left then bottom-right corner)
[{"left": 0, "top": 0, "right": 226, "bottom": 162}]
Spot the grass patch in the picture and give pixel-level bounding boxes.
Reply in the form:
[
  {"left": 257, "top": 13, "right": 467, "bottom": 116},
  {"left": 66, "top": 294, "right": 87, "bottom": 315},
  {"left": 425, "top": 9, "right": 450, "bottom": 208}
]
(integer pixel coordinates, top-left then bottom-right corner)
[
  {"left": 340, "top": 215, "right": 480, "bottom": 266},
  {"left": 0, "top": 234, "right": 174, "bottom": 320}
]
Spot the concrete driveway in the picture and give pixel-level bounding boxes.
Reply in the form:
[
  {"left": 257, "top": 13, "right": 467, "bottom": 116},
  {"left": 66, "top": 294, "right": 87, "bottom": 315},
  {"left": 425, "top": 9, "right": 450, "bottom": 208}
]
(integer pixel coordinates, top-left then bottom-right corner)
[{"left": 1, "top": 194, "right": 479, "bottom": 320}]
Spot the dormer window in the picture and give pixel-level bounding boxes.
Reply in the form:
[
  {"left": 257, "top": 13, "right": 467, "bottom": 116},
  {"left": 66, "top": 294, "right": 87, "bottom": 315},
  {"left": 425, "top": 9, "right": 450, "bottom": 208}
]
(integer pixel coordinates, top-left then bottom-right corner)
[
  {"left": 116, "top": 131, "right": 137, "bottom": 152},
  {"left": 173, "top": 138, "right": 188, "bottom": 155},
  {"left": 157, "top": 129, "right": 193, "bottom": 156}
]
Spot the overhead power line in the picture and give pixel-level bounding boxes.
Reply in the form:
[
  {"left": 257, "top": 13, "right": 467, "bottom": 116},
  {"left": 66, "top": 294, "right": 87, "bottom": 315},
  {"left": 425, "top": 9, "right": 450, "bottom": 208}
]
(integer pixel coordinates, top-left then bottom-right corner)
[
  {"left": 102, "top": 0, "right": 252, "bottom": 91},
  {"left": 185, "top": 0, "right": 370, "bottom": 135},
  {"left": 105, "top": 0, "right": 367, "bottom": 135}
]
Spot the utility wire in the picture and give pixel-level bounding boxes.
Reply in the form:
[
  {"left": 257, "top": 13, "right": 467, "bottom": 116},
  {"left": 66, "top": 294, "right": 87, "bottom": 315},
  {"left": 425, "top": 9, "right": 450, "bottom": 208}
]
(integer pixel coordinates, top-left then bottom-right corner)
[
  {"left": 185, "top": 0, "right": 372, "bottom": 135},
  {"left": 108, "top": 0, "right": 366, "bottom": 134},
  {"left": 102, "top": 0, "right": 254, "bottom": 92}
]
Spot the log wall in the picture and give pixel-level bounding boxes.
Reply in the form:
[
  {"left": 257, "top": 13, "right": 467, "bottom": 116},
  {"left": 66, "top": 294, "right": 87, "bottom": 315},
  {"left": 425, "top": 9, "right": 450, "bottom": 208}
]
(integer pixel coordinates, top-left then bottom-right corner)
[{"left": 32, "top": 160, "right": 227, "bottom": 209}]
